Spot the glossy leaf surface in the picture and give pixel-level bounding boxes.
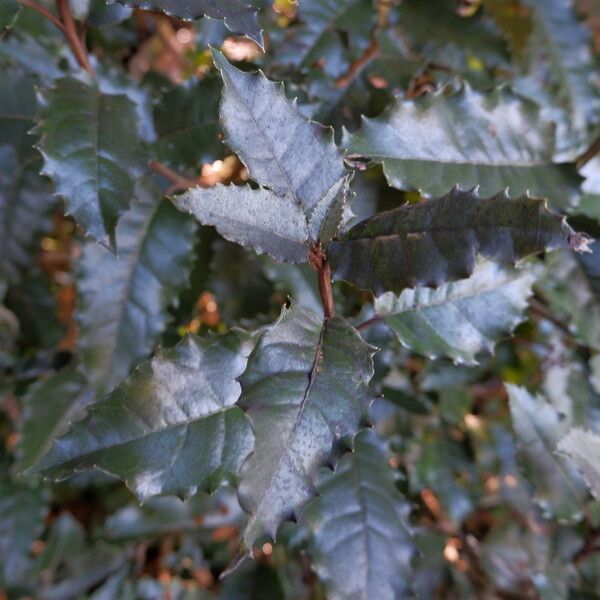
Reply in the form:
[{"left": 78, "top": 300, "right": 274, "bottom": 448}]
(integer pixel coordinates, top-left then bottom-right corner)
[
  {"left": 344, "top": 85, "right": 581, "bottom": 209},
  {"left": 558, "top": 428, "right": 600, "bottom": 499},
  {"left": 78, "top": 177, "right": 196, "bottom": 394},
  {"left": 237, "top": 303, "right": 375, "bottom": 547},
  {"left": 37, "top": 77, "right": 147, "bottom": 247},
  {"left": 303, "top": 429, "right": 414, "bottom": 600},
  {"left": 327, "top": 188, "right": 589, "bottom": 296},
  {"left": 36, "top": 332, "right": 255, "bottom": 500},
  {"left": 375, "top": 261, "right": 536, "bottom": 364}
]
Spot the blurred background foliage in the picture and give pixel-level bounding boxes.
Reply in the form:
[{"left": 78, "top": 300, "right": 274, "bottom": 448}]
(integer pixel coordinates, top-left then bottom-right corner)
[{"left": 3, "top": 0, "right": 600, "bottom": 597}]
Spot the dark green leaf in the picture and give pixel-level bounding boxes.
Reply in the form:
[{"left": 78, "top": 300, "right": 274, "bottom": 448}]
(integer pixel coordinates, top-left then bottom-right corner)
[
  {"left": 17, "top": 367, "right": 93, "bottom": 473},
  {"left": 0, "top": 478, "right": 48, "bottom": 592},
  {"left": 0, "top": 147, "right": 53, "bottom": 285},
  {"left": 0, "top": 67, "right": 37, "bottom": 158},
  {"left": 173, "top": 184, "right": 310, "bottom": 263},
  {"left": 35, "top": 331, "right": 255, "bottom": 501},
  {"left": 557, "top": 428, "right": 600, "bottom": 499},
  {"left": 327, "top": 187, "right": 589, "bottom": 296},
  {"left": 0, "top": 0, "right": 20, "bottom": 35},
  {"left": 270, "top": 0, "right": 375, "bottom": 78},
  {"left": 519, "top": 0, "right": 600, "bottom": 160},
  {"left": 37, "top": 77, "right": 147, "bottom": 248},
  {"left": 344, "top": 85, "right": 582, "bottom": 210},
  {"left": 375, "top": 261, "right": 536, "bottom": 364},
  {"left": 112, "top": 0, "right": 263, "bottom": 46},
  {"left": 237, "top": 302, "right": 375, "bottom": 547},
  {"left": 152, "top": 76, "right": 222, "bottom": 169},
  {"left": 302, "top": 429, "right": 414, "bottom": 600},
  {"left": 396, "top": 0, "right": 509, "bottom": 69},
  {"left": 537, "top": 242, "right": 600, "bottom": 350},
  {"left": 212, "top": 50, "right": 347, "bottom": 228},
  {"left": 78, "top": 177, "right": 196, "bottom": 394},
  {"left": 507, "top": 384, "right": 587, "bottom": 520}
]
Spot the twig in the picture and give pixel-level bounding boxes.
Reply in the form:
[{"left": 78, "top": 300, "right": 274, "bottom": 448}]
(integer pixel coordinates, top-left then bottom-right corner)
[
  {"left": 56, "top": 0, "right": 94, "bottom": 74},
  {"left": 356, "top": 315, "right": 383, "bottom": 331},
  {"left": 16, "top": 0, "right": 66, "bottom": 33},
  {"left": 528, "top": 297, "right": 573, "bottom": 338},
  {"left": 573, "top": 527, "right": 600, "bottom": 564},
  {"left": 335, "top": 38, "right": 379, "bottom": 88},
  {"left": 577, "top": 134, "right": 600, "bottom": 168},
  {"left": 309, "top": 245, "right": 335, "bottom": 318},
  {"left": 149, "top": 160, "right": 199, "bottom": 193}
]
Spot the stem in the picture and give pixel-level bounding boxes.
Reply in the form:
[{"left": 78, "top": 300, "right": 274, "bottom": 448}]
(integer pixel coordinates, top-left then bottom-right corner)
[
  {"left": 357, "top": 315, "right": 383, "bottom": 331},
  {"left": 17, "top": 0, "right": 66, "bottom": 32},
  {"left": 309, "top": 245, "right": 335, "bottom": 318},
  {"left": 149, "top": 160, "right": 199, "bottom": 193},
  {"left": 55, "top": 0, "right": 94, "bottom": 75}
]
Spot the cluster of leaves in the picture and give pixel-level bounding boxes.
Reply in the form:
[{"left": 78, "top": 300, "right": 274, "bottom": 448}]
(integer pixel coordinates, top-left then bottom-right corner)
[{"left": 3, "top": 0, "right": 600, "bottom": 598}]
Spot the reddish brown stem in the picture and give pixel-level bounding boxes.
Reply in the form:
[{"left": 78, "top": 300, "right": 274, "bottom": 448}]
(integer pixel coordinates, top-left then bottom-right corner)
[
  {"left": 149, "top": 160, "right": 199, "bottom": 193},
  {"left": 357, "top": 315, "right": 383, "bottom": 331},
  {"left": 310, "top": 246, "right": 335, "bottom": 318},
  {"left": 17, "top": 0, "right": 66, "bottom": 32},
  {"left": 56, "top": 0, "right": 94, "bottom": 74}
]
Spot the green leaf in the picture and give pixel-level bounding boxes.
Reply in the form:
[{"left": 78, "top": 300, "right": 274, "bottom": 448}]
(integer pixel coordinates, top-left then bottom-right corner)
[
  {"left": 395, "top": 0, "right": 509, "bottom": 69},
  {"left": 519, "top": 0, "right": 600, "bottom": 160},
  {"left": 211, "top": 50, "right": 347, "bottom": 227},
  {"left": 327, "top": 187, "right": 590, "bottom": 296},
  {"left": 16, "top": 367, "right": 93, "bottom": 473},
  {"left": 0, "top": 0, "right": 20, "bottom": 35},
  {"left": 77, "top": 177, "right": 196, "bottom": 394},
  {"left": 264, "top": 262, "right": 323, "bottom": 316},
  {"left": 0, "top": 147, "right": 53, "bottom": 285},
  {"left": 557, "top": 428, "right": 600, "bottom": 499},
  {"left": 302, "top": 429, "right": 414, "bottom": 600},
  {"left": 483, "top": 0, "right": 533, "bottom": 58},
  {"left": 506, "top": 384, "right": 587, "bottom": 520},
  {"left": 0, "top": 478, "right": 48, "bottom": 592},
  {"left": 536, "top": 241, "right": 600, "bottom": 350},
  {"left": 270, "top": 0, "right": 376, "bottom": 78},
  {"left": 35, "top": 331, "right": 255, "bottom": 501},
  {"left": 112, "top": 0, "right": 263, "bottom": 46},
  {"left": 344, "top": 85, "right": 582, "bottom": 210},
  {"left": 375, "top": 261, "right": 536, "bottom": 364},
  {"left": 37, "top": 77, "right": 147, "bottom": 248},
  {"left": 237, "top": 303, "right": 375, "bottom": 547},
  {"left": 152, "top": 76, "right": 222, "bottom": 169},
  {"left": 0, "top": 68, "right": 37, "bottom": 158},
  {"left": 173, "top": 184, "right": 310, "bottom": 263}
]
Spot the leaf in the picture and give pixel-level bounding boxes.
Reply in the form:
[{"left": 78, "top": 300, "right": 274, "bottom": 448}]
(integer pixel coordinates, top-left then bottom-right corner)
[
  {"left": 16, "top": 367, "right": 94, "bottom": 473},
  {"left": 37, "top": 77, "right": 147, "bottom": 248},
  {"left": 211, "top": 49, "right": 346, "bottom": 222},
  {"left": 77, "top": 177, "right": 196, "bottom": 394},
  {"left": 396, "top": 0, "right": 509, "bottom": 69},
  {"left": 483, "top": 0, "right": 533, "bottom": 59},
  {"left": 111, "top": 0, "right": 263, "bottom": 46},
  {"left": 0, "top": 67, "right": 37, "bottom": 158},
  {"left": 343, "top": 85, "right": 582, "bottom": 210},
  {"left": 152, "top": 76, "right": 222, "bottom": 169},
  {"left": 519, "top": 0, "right": 600, "bottom": 160},
  {"left": 506, "top": 384, "right": 587, "bottom": 520},
  {"left": 327, "top": 187, "right": 590, "bottom": 296},
  {"left": 237, "top": 302, "right": 375, "bottom": 547},
  {"left": 270, "top": 0, "right": 376, "bottom": 78},
  {"left": 375, "top": 261, "right": 536, "bottom": 364},
  {"left": 536, "top": 241, "right": 600, "bottom": 350},
  {"left": 0, "top": 478, "right": 48, "bottom": 592},
  {"left": 35, "top": 331, "right": 255, "bottom": 501},
  {"left": 0, "top": 0, "right": 20, "bottom": 35},
  {"left": 0, "top": 147, "right": 53, "bottom": 285},
  {"left": 557, "top": 428, "right": 600, "bottom": 499},
  {"left": 302, "top": 429, "right": 414, "bottom": 600},
  {"left": 173, "top": 184, "right": 310, "bottom": 263}
]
